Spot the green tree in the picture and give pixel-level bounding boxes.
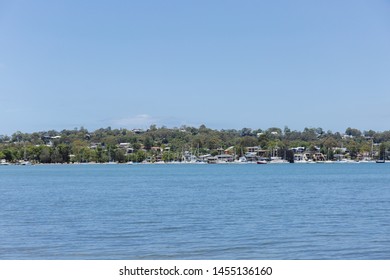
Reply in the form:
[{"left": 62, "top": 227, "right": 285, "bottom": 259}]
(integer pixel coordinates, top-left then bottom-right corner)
[
  {"left": 95, "top": 146, "right": 104, "bottom": 163},
  {"left": 57, "top": 144, "right": 70, "bottom": 163},
  {"left": 240, "top": 136, "right": 258, "bottom": 147},
  {"left": 51, "top": 148, "right": 63, "bottom": 163},
  {"left": 234, "top": 145, "right": 247, "bottom": 157},
  {"left": 162, "top": 151, "right": 174, "bottom": 162},
  {"left": 323, "top": 137, "right": 337, "bottom": 149},
  {"left": 345, "top": 127, "right": 362, "bottom": 137},
  {"left": 71, "top": 140, "right": 89, "bottom": 162},
  {"left": 143, "top": 136, "right": 153, "bottom": 150},
  {"left": 134, "top": 150, "right": 146, "bottom": 162},
  {"left": 3, "top": 148, "right": 16, "bottom": 162},
  {"left": 115, "top": 149, "right": 126, "bottom": 163},
  {"left": 347, "top": 141, "right": 359, "bottom": 159},
  {"left": 258, "top": 134, "right": 269, "bottom": 149},
  {"left": 378, "top": 143, "right": 387, "bottom": 160},
  {"left": 364, "top": 130, "right": 375, "bottom": 138},
  {"left": 39, "top": 147, "right": 52, "bottom": 163},
  {"left": 302, "top": 128, "right": 317, "bottom": 141}
]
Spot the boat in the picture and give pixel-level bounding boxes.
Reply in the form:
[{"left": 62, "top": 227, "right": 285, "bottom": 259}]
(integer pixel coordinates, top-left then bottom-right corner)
[
  {"left": 256, "top": 160, "right": 267, "bottom": 164},
  {"left": 269, "top": 157, "right": 288, "bottom": 164},
  {"left": 167, "top": 160, "right": 181, "bottom": 164},
  {"left": 234, "top": 156, "right": 248, "bottom": 164},
  {"left": 0, "top": 159, "right": 10, "bottom": 165},
  {"left": 335, "top": 158, "right": 358, "bottom": 164},
  {"left": 359, "top": 157, "right": 375, "bottom": 163},
  {"left": 376, "top": 150, "right": 386, "bottom": 163},
  {"left": 207, "top": 156, "right": 218, "bottom": 164}
]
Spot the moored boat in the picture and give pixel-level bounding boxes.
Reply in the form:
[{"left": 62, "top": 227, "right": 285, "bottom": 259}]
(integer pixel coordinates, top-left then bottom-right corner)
[{"left": 0, "top": 159, "right": 10, "bottom": 165}]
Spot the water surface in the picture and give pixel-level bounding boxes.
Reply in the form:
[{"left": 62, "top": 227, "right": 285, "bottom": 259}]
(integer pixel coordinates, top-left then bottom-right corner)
[{"left": 1, "top": 163, "right": 389, "bottom": 259}]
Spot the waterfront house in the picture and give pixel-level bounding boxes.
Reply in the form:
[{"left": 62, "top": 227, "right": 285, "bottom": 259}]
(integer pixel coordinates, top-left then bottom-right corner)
[
  {"left": 216, "top": 154, "right": 234, "bottom": 162},
  {"left": 312, "top": 153, "right": 326, "bottom": 161},
  {"left": 224, "top": 146, "right": 235, "bottom": 155},
  {"left": 247, "top": 146, "right": 261, "bottom": 153},
  {"left": 119, "top": 143, "right": 130, "bottom": 149},
  {"left": 151, "top": 146, "right": 163, "bottom": 153},
  {"left": 292, "top": 147, "right": 306, "bottom": 153}
]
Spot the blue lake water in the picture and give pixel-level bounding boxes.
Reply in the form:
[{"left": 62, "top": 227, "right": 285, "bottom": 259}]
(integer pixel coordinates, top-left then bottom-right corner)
[{"left": 1, "top": 163, "right": 390, "bottom": 259}]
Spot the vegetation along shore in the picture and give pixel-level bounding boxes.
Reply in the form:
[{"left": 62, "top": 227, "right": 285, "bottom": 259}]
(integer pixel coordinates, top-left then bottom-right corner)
[{"left": 0, "top": 125, "right": 389, "bottom": 165}]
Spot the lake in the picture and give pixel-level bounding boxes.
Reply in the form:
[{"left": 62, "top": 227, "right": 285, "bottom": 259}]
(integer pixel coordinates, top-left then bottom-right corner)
[{"left": 0, "top": 163, "right": 389, "bottom": 259}]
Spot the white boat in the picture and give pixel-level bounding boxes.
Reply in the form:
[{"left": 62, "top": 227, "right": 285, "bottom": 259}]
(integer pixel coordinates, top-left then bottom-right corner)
[
  {"left": 216, "top": 159, "right": 229, "bottom": 164},
  {"left": 335, "top": 159, "right": 358, "bottom": 164},
  {"left": 0, "top": 159, "right": 10, "bottom": 165},
  {"left": 207, "top": 157, "right": 218, "bottom": 164},
  {"left": 293, "top": 153, "right": 313, "bottom": 163},
  {"left": 234, "top": 156, "right": 248, "bottom": 164},
  {"left": 269, "top": 157, "right": 289, "bottom": 164},
  {"left": 167, "top": 161, "right": 181, "bottom": 164},
  {"left": 234, "top": 159, "right": 250, "bottom": 164},
  {"left": 359, "top": 157, "right": 375, "bottom": 163}
]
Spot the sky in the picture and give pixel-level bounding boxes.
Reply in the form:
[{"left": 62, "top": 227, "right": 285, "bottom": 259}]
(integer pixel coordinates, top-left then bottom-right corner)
[{"left": 0, "top": 0, "right": 389, "bottom": 135}]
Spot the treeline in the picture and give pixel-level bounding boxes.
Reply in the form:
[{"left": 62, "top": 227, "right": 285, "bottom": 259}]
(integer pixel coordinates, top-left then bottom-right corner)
[{"left": 1, "top": 125, "right": 390, "bottom": 163}]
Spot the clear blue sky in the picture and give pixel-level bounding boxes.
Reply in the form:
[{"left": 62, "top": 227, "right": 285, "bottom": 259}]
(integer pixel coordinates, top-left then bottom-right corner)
[{"left": 1, "top": 0, "right": 389, "bottom": 135}]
